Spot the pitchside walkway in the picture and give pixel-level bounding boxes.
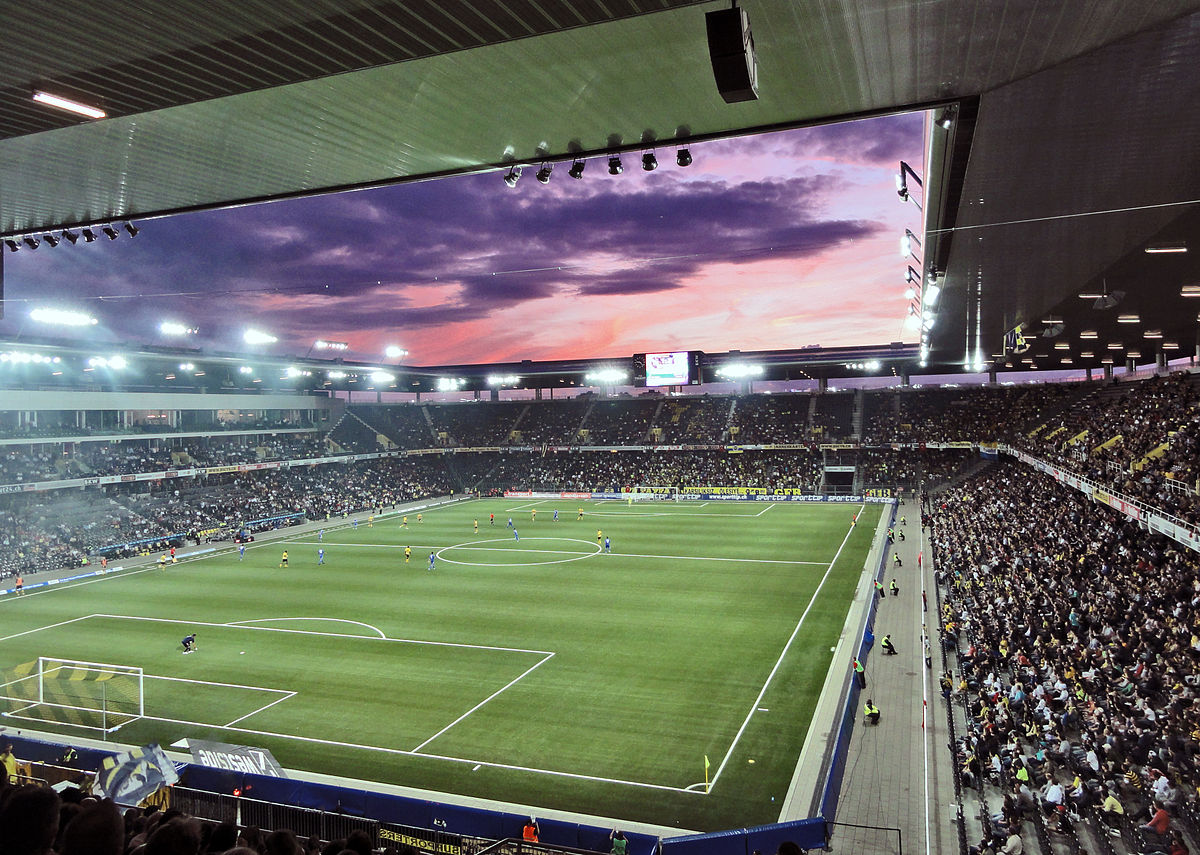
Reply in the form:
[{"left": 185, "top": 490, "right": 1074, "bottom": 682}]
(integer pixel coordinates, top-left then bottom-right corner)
[{"left": 822, "top": 499, "right": 958, "bottom": 855}]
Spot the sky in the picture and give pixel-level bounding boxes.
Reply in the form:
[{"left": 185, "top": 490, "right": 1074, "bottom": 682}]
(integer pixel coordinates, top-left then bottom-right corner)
[{"left": 0, "top": 112, "right": 925, "bottom": 367}]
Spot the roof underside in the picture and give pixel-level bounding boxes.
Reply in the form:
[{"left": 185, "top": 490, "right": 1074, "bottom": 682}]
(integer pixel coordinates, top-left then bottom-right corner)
[{"left": 3, "top": 0, "right": 1200, "bottom": 373}]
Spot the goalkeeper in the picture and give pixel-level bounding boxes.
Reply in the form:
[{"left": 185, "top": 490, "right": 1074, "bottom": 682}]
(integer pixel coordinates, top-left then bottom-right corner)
[{"left": 182, "top": 633, "right": 197, "bottom": 654}]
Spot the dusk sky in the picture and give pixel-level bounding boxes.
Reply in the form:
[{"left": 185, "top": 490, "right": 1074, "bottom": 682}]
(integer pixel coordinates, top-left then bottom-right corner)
[{"left": 1, "top": 112, "right": 925, "bottom": 367}]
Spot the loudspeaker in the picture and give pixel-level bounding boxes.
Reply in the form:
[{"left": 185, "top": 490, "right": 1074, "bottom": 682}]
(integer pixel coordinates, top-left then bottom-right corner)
[{"left": 706, "top": 6, "right": 758, "bottom": 103}]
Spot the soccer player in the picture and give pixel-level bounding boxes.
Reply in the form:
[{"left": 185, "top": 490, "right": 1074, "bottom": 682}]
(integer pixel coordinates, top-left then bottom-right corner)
[
  {"left": 428, "top": 552, "right": 436, "bottom": 572},
  {"left": 507, "top": 517, "right": 514, "bottom": 529},
  {"left": 553, "top": 509, "right": 559, "bottom": 522},
  {"left": 474, "top": 519, "right": 479, "bottom": 533},
  {"left": 238, "top": 543, "right": 246, "bottom": 561},
  {"left": 181, "top": 633, "right": 196, "bottom": 654},
  {"left": 513, "top": 528, "right": 520, "bottom": 542},
  {"left": 318, "top": 529, "right": 324, "bottom": 541},
  {"left": 280, "top": 550, "right": 289, "bottom": 568},
  {"left": 577, "top": 507, "right": 584, "bottom": 520},
  {"left": 352, "top": 519, "right": 358, "bottom": 530},
  {"left": 597, "top": 529, "right": 603, "bottom": 545},
  {"left": 531, "top": 509, "right": 537, "bottom": 522},
  {"left": 368, "top": 515, "right": 374, "bottom": 527},
  {"left": 417, "top": 513, "right": 423, "bottom": 524},
  {"left": 317, "top": 548, "right": 325, "bottom": 565},
  {"left": 402, "top": 515, "right": 409, "bottom": 528},
  {"left": 14, "top": 575, "right": 23, "bottom": 595},
  {"left": 158, "top": 553, "right": 167, "bottom": 569},
  {"left": 490, "top": 513, "right": 495, "bottom": 526},
  {"left": 604, "top": 537, "right": 611, "bottom": 553},
  {"left": 100, "top": 556, "right": 108, "bottom": 570},
  {"left": 169, "top": 546, "right": 177, "bottom": 563},
  {"left": 405, "top": 546, "right": 411, "bottom": 563}
]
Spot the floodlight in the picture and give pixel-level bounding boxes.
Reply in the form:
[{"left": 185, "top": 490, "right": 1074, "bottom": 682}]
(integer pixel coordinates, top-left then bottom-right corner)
[
  {"left": 585, "top": 368, "right": 628, "bottom": 384},
  {"left": 81, "top": 228, "right": 96, "bottom": 242},
  {"left": 897, "top": 161, "right": 923, "bottom": 204},
  {"left": 568, "top": 159, "right": 585, "bottom": 179},
  {"left": 536, "top": 164, "right": 552, "bottom": 184},
  {"left": 2, "top": 239, "right": 18, "bottom": 252},
  {"left": 923, "top": 284, "right": 940, "bottom": 306},
  {"left": 179, "top": 362, "right": 195, "bottom": 372},
  {"left": 30, "top": 307, "right": 97, "bottom": 326},
  {"left": 642, "top": 152, "right": 657, "bottom": 171},
  {"left": 676, "top": 148, "right": 692, "bottom": 167},
  {"left": 384, "top": 345, "right": 408, "bottom": 359},
  {"left": 313, "top": 339, "right": 349, "bottom": 351},
  {"left": 101, "top": 225, "right": 119, "bottom": 240},
  {"left": 239, "top": 366, "right": 254, "bottom": 375},
  {"left": 243, "top": 329, "right": 277, "bottom": 345},
  {"left": 503, "top": 166, "right": 522, "bottom": 188},
  {"left": 159, "top": 321, "right": 194, "bottom": 336},
  {"left": 124, "top": 222, "right": 139, "bottom": 237},
  {"left": 901, "top": 228, "right": 921, "bottom": 258},
  {"left": 32, "top": 90, "right": 106, "bottom": 119},
  {"left": 109, "top": 355, "right": 128, "bottom": 370},
  {"left": 936, "top": 105, "right": 957, "bottom": 130},
  {"left": 43, "top": 234, "right": 59, "bottom": 247},
  {"left": 23, "top": 237, "right": 39, "bottom": 250},
  {"left": 1117, "top": 314, "right": 1140, "bottom": 324},
  {"left": 608, "top": 156, "right": 623, "bottom": 175},
  {"left": 371, "top": 371, "right": 395, "bottom": 383},
  {"left": 1145, "top": 242, "right": 1187, "bottom": 254}
]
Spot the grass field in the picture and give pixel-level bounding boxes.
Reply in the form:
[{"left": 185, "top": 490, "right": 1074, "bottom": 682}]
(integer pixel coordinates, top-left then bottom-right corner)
[{"left": 0, "top": 497, "right": 882, "bottom": 832}]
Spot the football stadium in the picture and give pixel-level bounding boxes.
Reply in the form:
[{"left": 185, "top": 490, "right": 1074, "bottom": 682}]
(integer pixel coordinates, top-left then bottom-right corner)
[{"left": 3, "top": 5, "right": 1200, "bottom": 855}]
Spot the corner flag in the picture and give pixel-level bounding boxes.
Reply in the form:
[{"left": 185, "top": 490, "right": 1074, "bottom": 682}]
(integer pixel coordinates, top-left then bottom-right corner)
[{"left": 704, "top": 754, "right": 711, "bottom": 792}]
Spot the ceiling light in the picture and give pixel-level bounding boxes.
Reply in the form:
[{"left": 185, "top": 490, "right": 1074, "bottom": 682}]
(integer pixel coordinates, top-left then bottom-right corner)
[
  {"left": 1079, "top": 330, "right": 1098, "bottom": 339},
  {"left": 937, "top": 105, "right": 957, "bottom": 130},
  {"left": 1080, "top": 351, "right": 1094, "bottom": 359},
  {"left": 1143, "top": 330, "right": 1163, "bottom": 339},
  {"left": 568, "top": 159, "right": 585, "bottom": 179},
  {"left": 1127, "top": 350, "right": 1142, "bottom": 359},
  {"left": 1117, "top": 314, "right": 1140, "bottom": 323},
  {"left": 32, "top": 89, "right": 106, "bottom": 120},
  {"left": 536, "top": 164, "right": 552, "bottom": 184},
  {"left": 1054, "top": 341, "right": 1069, "bottom": 350},
  {"left": 1060, "top": 357, "right": 1073, "bottom": 364},
  {"left": 3, "top": 239, "right": 18, "bottom": 252},
  {"left": 1077, "top": 291, "right": 1103, "bottom": 300},
  {"left": 23, "top": 237, "right": 39, "bottom": 250},
  {"left": 676, "top": 149, "right": 692, "bottom": 167},
  {"left": 1101, "top": 357, "right": 1114, "bottom": 364},
  {"left": 642, "top": 152, "right": 657, "bottom": 171},
  {"left": 30, "top": 307, "right": 98, "bottom": 326},
  {"left": 101, "top": 225, "right": 119, "bottom": 240},
  {"left": 1145, "top": 242, "right": 1187, "bottom": 254},
  {"left": 503, "top": 166, "right": 522, "bottom": 188},
  {"left": 608, "top": 156, "right": 623, "bottom": 175},
  {"left": 1107, "top": 342, "right": 1124, "bottom": 350},
  {"left": 1162, "top": 341, "right": 1179, "bottom": 350},
  {"left": 1181, "top": 284, "right": 1200, "bottom": 297},
  {"left": 81, "top": 228, "right": 96, "bottom": 243}
]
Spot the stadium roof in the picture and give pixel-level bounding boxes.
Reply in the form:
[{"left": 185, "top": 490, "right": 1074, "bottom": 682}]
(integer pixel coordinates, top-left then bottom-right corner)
[{"left": 3, "top": 1, "right": 1200, "bottom": 374}]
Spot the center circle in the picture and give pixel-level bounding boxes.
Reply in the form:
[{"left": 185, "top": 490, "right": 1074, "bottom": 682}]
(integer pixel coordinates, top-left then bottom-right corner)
[{"left": 435, "top": 537, "right": 602, "bottom": 567}]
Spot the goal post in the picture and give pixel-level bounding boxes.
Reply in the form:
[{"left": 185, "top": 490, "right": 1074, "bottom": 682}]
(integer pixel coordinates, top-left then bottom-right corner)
[
  {"left": 626, "top": 488, "right": 678, "bottom": 502},
  {"left": 0, "top": 658, "right": 144, "bottom": 733}
]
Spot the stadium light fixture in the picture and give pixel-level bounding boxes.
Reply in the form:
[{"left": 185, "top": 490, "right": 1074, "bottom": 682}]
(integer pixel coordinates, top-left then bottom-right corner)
[
  {"left": 717, "top": 363, "right": 764, "bottom": 379},
  {"left": 503, "top": 166, "right": 522, "bottom": 188},
  {"left": 608, "top": 155, "right": 623, "bottom": 175},
  {"left": 81, "top": 228, "right": 96, "bottom": 243},
  {"left": 936, "top": 105, "right": 957, "bottom": 130},
  {"left": 30, "top": 307, "right": 98, "bottom": 326},
  {"left": 901, "top": 229, "right": 921, "bottom": 259},
  {"left": 904, "top": 287, "right": 916, "bottom": 301},
  {"left": 896, "top": 161, "right": 923, "bottom": 206},
  {"left": 1079, "top": 330, "right": 1098, "bottom": 339},
  {"left": 179, "top": 362, "right": 195, "bottom": 372},
  {"left": 1116, "top": 314, "right": 1140, "bottom": 324},
  {"left": 923, "top": 284, "right": 941, "bottom": 307},
  {"left": 1054, "top": 341, "right": 1070, "bottom": 350},
  {"left": 1080, "top": 351, "right": 1095, "bottom": 359},
  {"left": 676, "top": 148, "right": 692, "bottom": 167},
  {"left": 384, "top": 345, "right": 408, "bottom": 359},
  {"left": 159, "top": 321, "right": 196, "bottom": 336},
  {"left": 585, "top": 368, "right": 628, "bottom": 384},
  {"left": 642, "top": 152, "right": 658, "bottom": 171},
  {"left": 2, "top": 239, "right": 18, "bottom": 252},
  {"left": 568, "top": 159, "right": 585, "bottom": 179},
  {"left": 238, "top": 366, "right": 254, "bottom": 375},
  {"left": 371, "top": 371, "right": 395, "bottom": 383},
  {"left": 23, "top": 237, "right": 39, "bottom": 250},
  {"left": 124, "top": 222, "right": 139, "bottom": 237},
  {"left": 313, "top": 339, "right": 349, "bottom": 351},
  {"left": 1145, "top": 242, "right": 1187, "bottom": 254},
  {"left": 32, "top": 89, "right": 106, "bottom": 120},
  {"left": 487, "top": 374, "right": 519, "bottom": 386},
  {"left": 1127, "top": 350, "right": 1142, "bottom": 359},
  {"left": 243, "top": 329, "right": 277, "bottom": 345},
  {"left": 101, "top": 225, "right": 119, "bottom": 240},
  {"left": 43, "top": 234, "right": 60, "bottom": 247},
  {"left": 436, "top": 377, "right": 465, "bottom": 391},
  {"left": 1181, "top": 284, "right": 1200, "bottom": 297},
  {"left": 1163, "top": 341, "right": 1180, "bottom": 350},
  {"left": 536, "top": 164, "right": 552, "bottom": 184},
  {"left": 1143, "top": 329, "right": 1163, "bottom": 339}
]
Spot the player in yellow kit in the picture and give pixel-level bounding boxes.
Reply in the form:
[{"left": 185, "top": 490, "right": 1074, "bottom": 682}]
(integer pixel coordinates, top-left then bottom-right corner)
[{"left": 404, "top": 546, "right": 411, "bottom": 563}]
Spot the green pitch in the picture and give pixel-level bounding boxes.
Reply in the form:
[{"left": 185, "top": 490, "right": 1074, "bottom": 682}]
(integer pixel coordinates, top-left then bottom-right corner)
[{"left": 0, "top": 497, "right": 881, "bottom": 832}]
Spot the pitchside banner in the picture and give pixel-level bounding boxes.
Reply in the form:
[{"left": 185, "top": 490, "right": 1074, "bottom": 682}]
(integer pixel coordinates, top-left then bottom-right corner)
[{"left": 188, "top": 739, "right": 287, "bottom": 777}]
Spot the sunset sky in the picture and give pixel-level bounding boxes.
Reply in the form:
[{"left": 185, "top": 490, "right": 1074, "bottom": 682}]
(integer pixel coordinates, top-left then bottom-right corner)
[{"left": 0, "top": 112, "right": 925, "bottom": 366}]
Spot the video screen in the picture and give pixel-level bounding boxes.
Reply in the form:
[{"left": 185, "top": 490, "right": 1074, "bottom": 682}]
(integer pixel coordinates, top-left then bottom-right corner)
[{"left": 645, "top": 351, "right": 692, "bottom": 387}]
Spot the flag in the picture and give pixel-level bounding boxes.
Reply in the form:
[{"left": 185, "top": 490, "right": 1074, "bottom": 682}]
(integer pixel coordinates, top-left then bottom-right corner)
[
  {"left": 95, "top": 744, "right": 179, "bottom": 805},
  {"left": 704, "top": 754, "right": 710, "bottom": 774}
]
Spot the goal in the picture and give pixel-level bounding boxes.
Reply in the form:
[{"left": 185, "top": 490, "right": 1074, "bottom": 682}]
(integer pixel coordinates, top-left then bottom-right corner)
[{"left": 0, "top": 658, "right": 144, "bottom": 733}]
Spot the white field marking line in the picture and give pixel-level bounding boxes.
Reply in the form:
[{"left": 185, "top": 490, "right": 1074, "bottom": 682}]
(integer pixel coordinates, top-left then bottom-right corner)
[
  {"left": 411, "top": 652, "right": 555, "bottom": 752},
  {"left": 587, "top": 510, "right": 765, "bottom": 518},
  {"left": 125, "top": 712, "right": 695, "bottom": 794},
  {"left": 228, "top": 617, "right": 386, "bottom": 639},
  {"left": 708, "top": 503, "right": 865, "bottom": 792},
  {"left": 0, "top": 614, "right": 95, "bottom": 643},
  {"left": 146, "top": 673, "right": 294, "bottom": 694},
  {"left": 1, "top": 711, "right": 109, "bottom": 731},
  {"left": 224, "top": 690, "right": 298, "bottom": 728},
  {"left": 504, "top": 500, "right": 546, "bottom": 512},
  {"left": 754, "top": 503, "right": 777, "bottom": 517},
  {"left": 288, "top": 540, "right": 829, "bottom": 566},
  {"left": 91, "top": 613, "right": 554, "bottom": 656}
]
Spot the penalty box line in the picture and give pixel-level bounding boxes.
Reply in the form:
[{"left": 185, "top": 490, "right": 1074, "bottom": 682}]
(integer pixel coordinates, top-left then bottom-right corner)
[{"left": 707, "top": 504, "right": 866, "bottom": 792}]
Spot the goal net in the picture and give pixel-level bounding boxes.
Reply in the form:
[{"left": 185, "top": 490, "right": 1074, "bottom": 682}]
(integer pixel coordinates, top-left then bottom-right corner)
[
  {"left": 625, "top": 489, "right": 678, "bottom": 502},
  {"left": 0, "top": 658, "right": 144, "bottom": 733}
]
